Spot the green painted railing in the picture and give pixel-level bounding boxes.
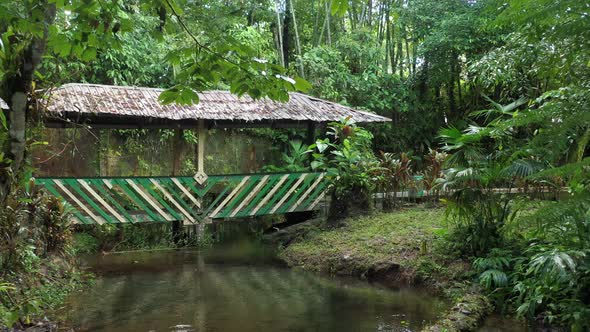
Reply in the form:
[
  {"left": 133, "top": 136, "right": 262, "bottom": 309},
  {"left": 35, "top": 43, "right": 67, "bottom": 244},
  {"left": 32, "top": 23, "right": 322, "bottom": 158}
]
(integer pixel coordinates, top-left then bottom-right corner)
[{"left": 36, "top": 172, "right": 328, "bottom": 225}]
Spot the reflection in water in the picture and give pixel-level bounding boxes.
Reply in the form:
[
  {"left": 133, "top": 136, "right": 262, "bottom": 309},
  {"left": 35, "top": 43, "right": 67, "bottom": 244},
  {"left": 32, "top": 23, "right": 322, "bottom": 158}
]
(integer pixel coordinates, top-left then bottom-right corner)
[
  {"left": 66, "top": 241, "right": 446, "bottom": 332},
  {"left": 478, "top": 315, "right": 529, "bottom": 332}
]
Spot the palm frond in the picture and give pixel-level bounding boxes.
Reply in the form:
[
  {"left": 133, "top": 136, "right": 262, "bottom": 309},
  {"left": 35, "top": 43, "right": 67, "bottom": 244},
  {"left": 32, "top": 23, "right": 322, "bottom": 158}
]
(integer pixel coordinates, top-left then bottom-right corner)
[
  {"left": 471, "top": 95, "right": 528, "bottom": 121},
  {"left": 502, "top": 159, "right": 545, "bottom": 178}
]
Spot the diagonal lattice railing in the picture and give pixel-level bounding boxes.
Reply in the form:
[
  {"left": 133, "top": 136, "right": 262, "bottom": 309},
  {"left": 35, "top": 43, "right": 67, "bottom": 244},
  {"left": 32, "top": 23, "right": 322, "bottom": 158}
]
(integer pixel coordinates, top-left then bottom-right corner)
[{"left": 36, "top": 172, "right": 328, "bottom": 225}]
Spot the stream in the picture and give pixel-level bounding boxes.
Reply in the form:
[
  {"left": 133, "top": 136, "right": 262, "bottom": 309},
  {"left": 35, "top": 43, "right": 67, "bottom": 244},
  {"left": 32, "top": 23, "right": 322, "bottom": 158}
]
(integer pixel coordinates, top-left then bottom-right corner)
[{"left": 63, "top": 238, "right": 448, "bottom": 332}]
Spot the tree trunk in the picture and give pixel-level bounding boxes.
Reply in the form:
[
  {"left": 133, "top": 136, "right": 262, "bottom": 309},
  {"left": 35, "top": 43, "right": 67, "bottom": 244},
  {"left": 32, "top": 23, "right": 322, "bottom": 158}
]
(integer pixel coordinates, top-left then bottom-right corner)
[
  {"left": 290, "top": 0, "right": 305, "bottom": 77},
  {"left": 396, "top": 40, "right": 403, "bottom": 79},
  {"left": 283, "top": 0, "right": 292, "bottom": 68},
  {"left": 0, "top": 3, "right": 56, "bottom": 203},
  {"left": 412, "top": 43, "right": 417, "bottom": 74},
  {"left": 448, "top": 54, "right": 457, "bottom": 116},
  {"left": 312, "top": 0, "right": 321, "bottom": 47},
  {"left": 275, "top": 0, "right": 285, "bottom": 67},
  {"left": 404, "top": 33, "right": 411, "bottom": 76},
  {"left": 325, "top": 0, "right": 332, "bottom": 46},
  {"left": 367, "top": 0, "right": 373, "bottom": 27},
  {"left": 349, "top": 1, "right": 357, "bottom": 31}
]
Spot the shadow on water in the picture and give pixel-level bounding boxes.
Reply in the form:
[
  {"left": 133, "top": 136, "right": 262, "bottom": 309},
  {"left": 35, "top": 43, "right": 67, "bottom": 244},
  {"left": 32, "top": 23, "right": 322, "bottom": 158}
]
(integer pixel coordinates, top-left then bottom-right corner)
[{"left": 67, "top": 235, "right": 448, "bottom": 332}]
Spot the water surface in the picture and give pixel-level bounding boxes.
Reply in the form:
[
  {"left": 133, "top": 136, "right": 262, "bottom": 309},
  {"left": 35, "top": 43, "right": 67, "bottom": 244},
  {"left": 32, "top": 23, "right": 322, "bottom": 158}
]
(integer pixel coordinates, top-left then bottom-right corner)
[{"left": 65, "top": 240, "right": 446, "bottom": 332}]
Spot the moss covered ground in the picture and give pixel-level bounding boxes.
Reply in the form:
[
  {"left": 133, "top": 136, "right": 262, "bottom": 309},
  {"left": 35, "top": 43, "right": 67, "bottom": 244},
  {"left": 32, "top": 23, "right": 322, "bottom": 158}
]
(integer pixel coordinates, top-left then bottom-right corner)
[{"left": 280, "top": 207, "right": 467, "bottom": 284}]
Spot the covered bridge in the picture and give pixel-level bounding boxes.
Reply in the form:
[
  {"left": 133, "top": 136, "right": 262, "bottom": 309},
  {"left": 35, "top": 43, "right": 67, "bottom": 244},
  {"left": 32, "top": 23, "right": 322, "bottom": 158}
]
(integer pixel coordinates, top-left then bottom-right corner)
[{"left": 35, "top": 83, "right": 390, "bottom": 225}]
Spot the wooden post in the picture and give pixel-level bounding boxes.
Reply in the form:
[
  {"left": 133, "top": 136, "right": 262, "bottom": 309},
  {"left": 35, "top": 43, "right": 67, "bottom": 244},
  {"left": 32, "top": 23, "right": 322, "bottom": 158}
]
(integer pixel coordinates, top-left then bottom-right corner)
[
  {"left": 172, "top": 219, "right": 182, "bottom": 245},
  {"left": 172, "top": 129, "right": 184, "bottom": 176},
  {"left": 306, "top": 121, "right": 316, "bottom": 146},
  {"left": 306, "top": 121, "right": 316, "bottom": 163},
  {"left": 193, "top": 119, "right": 208, "bottom": 185},
  {"left": 172, "top": 129, "right": 184, "bottom": 243},
  {"left": 197, "top": 119, "right": 205, "bottom": 175}
]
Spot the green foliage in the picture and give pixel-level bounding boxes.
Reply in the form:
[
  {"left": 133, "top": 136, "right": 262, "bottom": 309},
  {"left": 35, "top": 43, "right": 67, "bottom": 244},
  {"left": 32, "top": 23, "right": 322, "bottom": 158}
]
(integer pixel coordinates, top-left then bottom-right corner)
[
  {"left": 375, "top": 151, "right": 413, "bottom": 209},
  {"left": 0, "top": 184, "right": 73, "bottom": 273},
  {"left": 311, "top": 118, "right": 380, "bottom": 212},
  {"left": 0, "top": 281, "right": 41, "bottom": 328},
  {"left": 39, "top": 13, "right": 173, "bottom": 87},
  {"left": 0, "top": 184, "right": 82, "bottom": 329},
  {"left": 1, "top": 0, "right": 589, "bottom": 327},
  {"left": 441, "top": 1, "right": 590, "bottom": 322},
  {"left": 72, "top": 233, "right": 100, "bottom": 254},
  {"left": 308, "top": 118, "right": 380, "bottom": 218},
  {"left": 301, "top": 46, "right": 350, "bottom": 101},
  {"left": 263, "top": 140, "right": 310, "bottom": 173}
]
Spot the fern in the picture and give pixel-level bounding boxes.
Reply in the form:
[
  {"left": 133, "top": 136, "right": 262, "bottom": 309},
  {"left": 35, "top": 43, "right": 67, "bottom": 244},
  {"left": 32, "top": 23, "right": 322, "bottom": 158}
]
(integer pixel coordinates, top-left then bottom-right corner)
[{"left": 479, "top": 269, "right": 509, "bottom": 289}]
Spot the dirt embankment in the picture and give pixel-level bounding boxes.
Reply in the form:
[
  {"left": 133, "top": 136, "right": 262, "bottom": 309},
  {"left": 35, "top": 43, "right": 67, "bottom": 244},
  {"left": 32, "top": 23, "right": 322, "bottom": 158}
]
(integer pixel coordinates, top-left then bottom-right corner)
[{"left": 264, "top": 207, "right": 493, "bottom": 332}]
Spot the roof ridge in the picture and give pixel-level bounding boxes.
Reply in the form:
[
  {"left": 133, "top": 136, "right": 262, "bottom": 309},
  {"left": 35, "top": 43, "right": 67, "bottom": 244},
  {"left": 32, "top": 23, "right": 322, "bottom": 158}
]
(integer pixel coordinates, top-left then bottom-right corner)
[
  {"left": 59, "top": 83, "right": 166, "bottom": 92},
  {"left": 58, "top": 84, "right": 277, "bottom": 97}
]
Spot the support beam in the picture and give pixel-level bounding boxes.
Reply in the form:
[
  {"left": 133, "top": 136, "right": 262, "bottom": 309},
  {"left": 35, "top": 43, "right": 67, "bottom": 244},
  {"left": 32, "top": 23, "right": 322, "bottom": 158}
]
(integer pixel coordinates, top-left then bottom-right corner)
[
  {"left": 197, "top": 119, "right": 205, "bottom": 175},
  {"left": 306, "top": 121, "right": 316, "bottom": 146},
  {"left": 306, "top": 121, "right": 316, "bottom": 163},
  {"left": 44, "top": 116, "right": 316, "bottom": 130}
]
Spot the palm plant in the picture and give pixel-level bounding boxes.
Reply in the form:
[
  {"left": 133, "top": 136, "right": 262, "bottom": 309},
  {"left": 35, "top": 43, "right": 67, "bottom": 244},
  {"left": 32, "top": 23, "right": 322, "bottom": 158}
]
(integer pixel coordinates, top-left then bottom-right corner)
[
  {"left": 437, "top": 97, "right": 537, "bottom": 255},
  {"left": 442, "top": 89, "right": 590, "bottom": 327}
]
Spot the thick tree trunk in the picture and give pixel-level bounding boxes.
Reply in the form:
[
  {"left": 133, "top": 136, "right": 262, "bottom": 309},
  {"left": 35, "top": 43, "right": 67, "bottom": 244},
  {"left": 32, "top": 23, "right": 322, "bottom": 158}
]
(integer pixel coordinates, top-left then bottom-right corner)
[
  {"left": 8, "top": 93, "right": 27, "bottom": 174},
  {"left": 0, "top": 3, "right": 56, "bottom": 203}
]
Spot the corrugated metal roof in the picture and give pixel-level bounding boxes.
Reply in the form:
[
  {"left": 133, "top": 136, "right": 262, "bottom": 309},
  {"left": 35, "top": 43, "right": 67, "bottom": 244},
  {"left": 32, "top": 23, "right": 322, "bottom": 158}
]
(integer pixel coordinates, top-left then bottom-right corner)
[
  {"left": 0, "top": 97, "right": 8, "bottom": 110},
  {"left": 44, "top": 83, "right": 391, "bottom": 123}
]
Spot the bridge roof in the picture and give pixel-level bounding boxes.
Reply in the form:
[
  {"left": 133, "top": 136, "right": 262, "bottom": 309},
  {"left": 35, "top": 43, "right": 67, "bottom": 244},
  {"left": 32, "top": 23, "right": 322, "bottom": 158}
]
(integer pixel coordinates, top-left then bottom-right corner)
[{"left": 42, "top": 83, "right": 390, "bottom": 128}]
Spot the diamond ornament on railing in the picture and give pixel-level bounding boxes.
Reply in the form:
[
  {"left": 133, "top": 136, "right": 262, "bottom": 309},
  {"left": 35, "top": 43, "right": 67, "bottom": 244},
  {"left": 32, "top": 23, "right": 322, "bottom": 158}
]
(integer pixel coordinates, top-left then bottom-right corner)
[{"left": 193, "top": 171, "right": 209, "bottom": 185}]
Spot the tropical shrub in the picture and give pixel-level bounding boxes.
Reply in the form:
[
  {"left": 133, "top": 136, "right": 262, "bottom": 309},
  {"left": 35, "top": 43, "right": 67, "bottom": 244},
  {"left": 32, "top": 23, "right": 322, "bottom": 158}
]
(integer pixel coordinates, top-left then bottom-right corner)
[
  {"left": 262, "top": 140, "right": 309, "bottom": 173},
  {"left": 376, "top": 151, "right": 413, "bottom": 209},
  {"left": 0, "top": 184, "right": 78, "bottom": 329},
  {"left": 310, "top": 118, "right": 380, "bottom": 219},
  {"left": 446, "top": 87, "right": 590, "bottom": 327},
  {"left": 0, "top": 184, "right": 73, "bottom": 274}
]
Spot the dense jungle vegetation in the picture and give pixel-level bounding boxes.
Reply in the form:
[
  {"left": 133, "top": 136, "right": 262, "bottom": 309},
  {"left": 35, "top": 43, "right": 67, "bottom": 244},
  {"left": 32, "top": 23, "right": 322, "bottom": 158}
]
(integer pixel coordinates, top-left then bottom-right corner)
[{"left": 1, "top": 0, "right": 589, "bottom": 330}]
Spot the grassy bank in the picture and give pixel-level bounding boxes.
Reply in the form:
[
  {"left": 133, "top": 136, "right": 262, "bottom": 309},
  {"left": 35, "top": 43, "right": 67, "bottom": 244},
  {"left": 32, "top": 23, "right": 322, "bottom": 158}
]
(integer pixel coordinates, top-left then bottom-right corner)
[
  {"left": 280, "top": 207, "right": 466, "bottom": 285},
  {"left": 277, "top": 206, "right": 493, "bottom": 331}
]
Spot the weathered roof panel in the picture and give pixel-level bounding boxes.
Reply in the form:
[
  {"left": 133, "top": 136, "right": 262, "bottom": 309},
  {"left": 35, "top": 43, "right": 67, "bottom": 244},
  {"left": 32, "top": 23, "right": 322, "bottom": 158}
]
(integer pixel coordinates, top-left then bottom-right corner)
[{"left": 44, "top": 83, "right": 391, "bottom": 124}]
